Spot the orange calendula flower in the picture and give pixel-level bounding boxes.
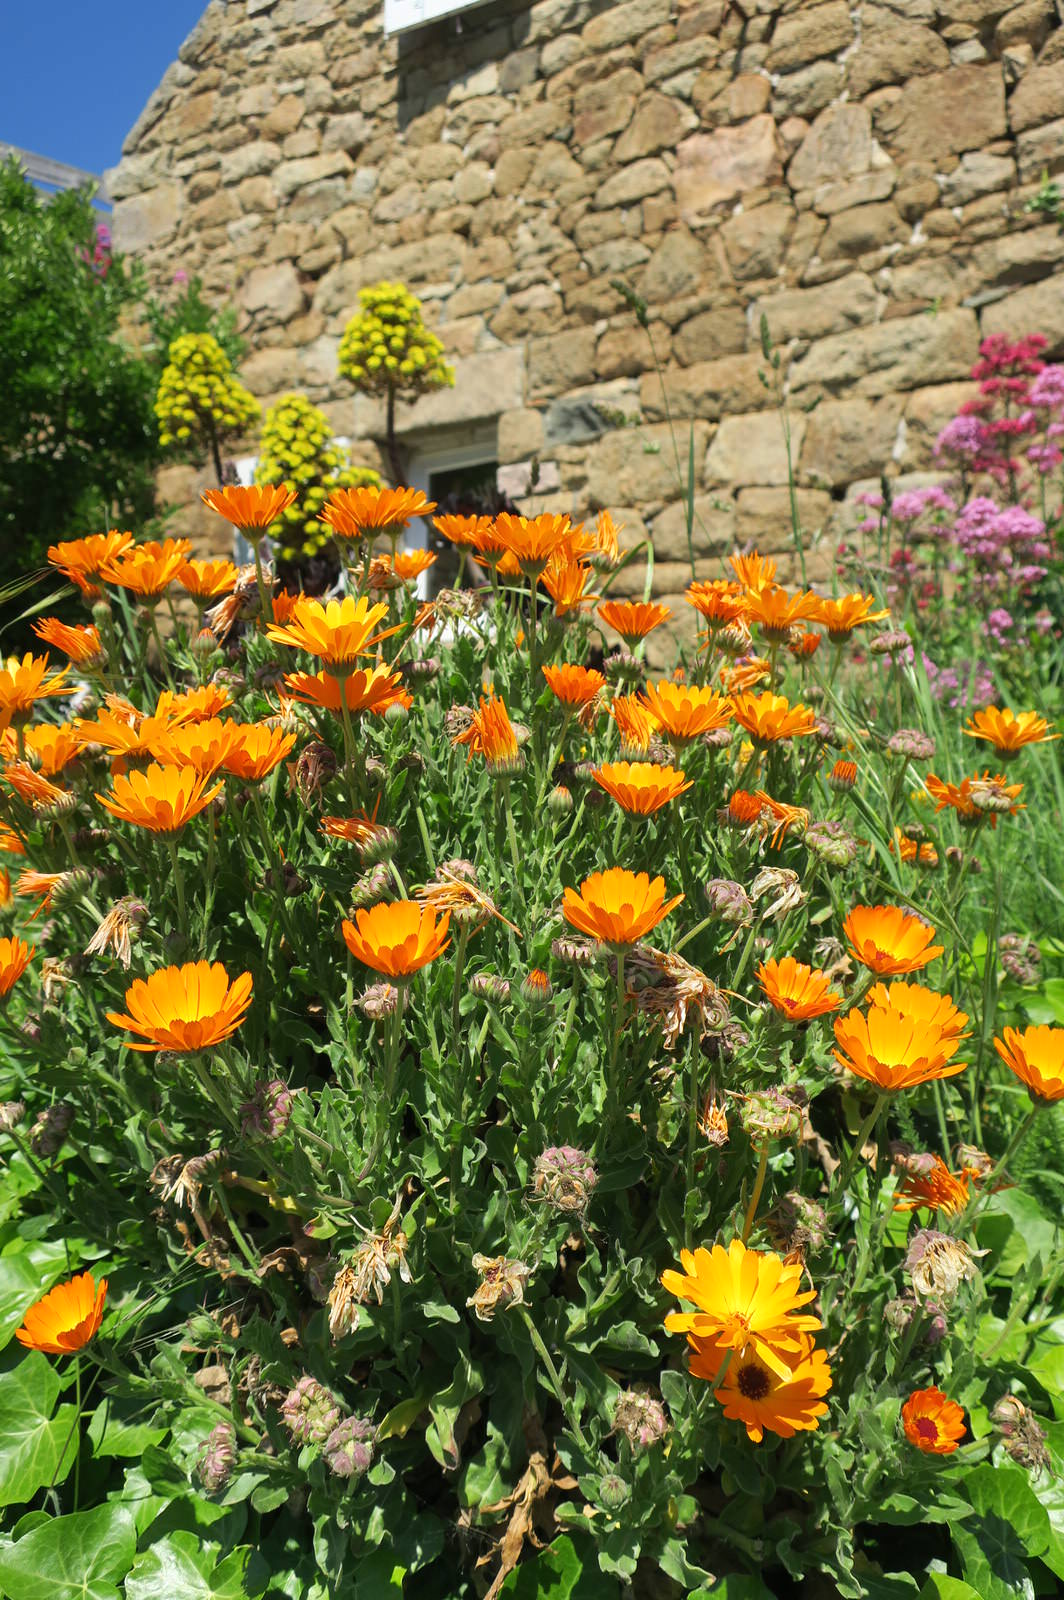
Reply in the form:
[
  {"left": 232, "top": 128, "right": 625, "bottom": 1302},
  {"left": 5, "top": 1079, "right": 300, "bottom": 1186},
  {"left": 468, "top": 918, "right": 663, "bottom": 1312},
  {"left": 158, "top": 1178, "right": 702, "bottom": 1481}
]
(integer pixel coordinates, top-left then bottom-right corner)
[
  {"left": 202, "top": 484, "right": 297, "bottom": 534},
  {"left": 23, "top": 723, "right": 83, "bottom": 776},
  {"left": 15, "top": 870, "right": 69, "bottom": 913},
  {"left": 321, "top": 810, "right": 392, "bottom": 849},
  {"left": 540, "top": 555, "right": 598, "bottom": 615},
  {"left": 221, "top": 725, "right": 297, "bottom": 781},
  {"left": 32, "top": 618, "right": 105, "bottom": 666},
  {"left": 745, "top": 586, "right": 823, "bottom": 642},
  {"left": 687, "top": 1330, "right": 832, "bottom": 1443},
  {"left": 829, "top": 759, "right": 857, "bottom": 791},
  {"left": 451, "top": 694, "right": 523, "bottom": 775},
  {"left": 321, "top": 485, "right": 435, "bottom": 541},
  {"left": 0, "top": 935, "right": 35, "bottom": 997},
  {"left": 901, "top": 1387, "right": 966, "bottom": 1455},
  {"left": 160, "top": 684, "right": 234, "bottom": 723},
  {"left": 266, "top": 594, "right": 398, "bottom": 674},
  {"left": 271, "top": 590, "right": 306, "bottom": 625},
  {"left": 592, "top": 510, "right": 622, "bottom": 567},
  {"left": 894, "top": 1156, "right": 971, "bottom": 1217},
  {"left": 993, "top": 1024, "right": 1064, "bottom": 1103},
  {"left": 3, "top": 762, "right": 68, "bottom": 812},
  {"left": 149, "top": 718, "right": 243, "bottom": 778},
  {"left": 609, "top": 694, "right": 655, "bottom": 754},
  {"left": 178, "top": 558, "right": 239, "bottom": 600},
  {"left": 729, "top": 551, "right": 777, "bottom": 593},
  {"left": 865, "top": 980, "right": 969, "bottom": 1040},
  {"left": 833, "top": 1002, "right": 967, "bottom": 1090},
  {"left": 719, "top": 657, "right": 771, "bottom": 694},
  {"left": 926, "top": 770, "right": 1024, "bottom": 827},
  {"left": 843, "top": 905, "right": 944, "bottom": 975},
  {"left": 341, "top": 901, "right": 450, "bottom": 978},
  {"left": 757, "top": 956, "right": 843, "bottom": 1020},
  {"left": 543, "top": 664, "right": 606, "bottom": 708},
  {"left": 47, "top": 530, "right": 135, "bottom": 596},
  {"left": 597, "top": 600, "right": 671, "bottom": 646},
  {"left": 0, "top": 825, "right": 26, "bottom": 856},
  {"left": 101, "top": 541, "right": 189, "bottom": 602},
  {"left": 963, "top": 706, "right": 1059, "bottom": 757},
  {"left": 493, "top": 512, "right": 573, "bottom": 576},
  {"left": 0, "top": 654, "right": 73, "bottom": 732},
  {"left": 890, "top": 829, "right": 939, "bottom": 868},
  {"left": 392, "top": 548, "right": 436, "bottom": 581},
  {"left": 662, "top": 1239, "right": 821, "bottom": 1379},
  {"left": 15, "top": 1270, "right": 107, "bottom": 1354},
  {"left": 96, "top": 763, "right": 223, "bottom": 833},
  {"left": 107, "top": 960, "right": 253, "bottom": 1052},
  {"left": 685, "top": 579, "right": 749, "bottom": 630},
  {"left": 284, "top": 666, "right": 407, "bottom": 717},
  {"left": 814, "top": 592, "right": 890, "bottom": 640},
  {"left": 432, "top": 513, "right": 490, "bottom": 548},
  {"left": 592, "top": 760, "right": 691, "bottom": 815},
  {"left": 789, "top": 630, "right": 821, "bottom": 659},
  {"left": 731, "top": 691, "right": 817, "bottom": 746},
  {"left": 562, "top": 867, "right": 683, "bottom": 948},
  {"left": 640, "top": 681, "right": 732, "bottom": 748}
]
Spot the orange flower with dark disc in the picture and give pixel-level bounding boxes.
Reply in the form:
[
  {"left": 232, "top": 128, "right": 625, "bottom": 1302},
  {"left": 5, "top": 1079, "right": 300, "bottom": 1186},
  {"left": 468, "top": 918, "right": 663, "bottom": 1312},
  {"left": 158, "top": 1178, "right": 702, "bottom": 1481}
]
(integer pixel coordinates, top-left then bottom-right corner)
[
  {"left": 47, "top": 530, "right": 135, "bottom": 596},
  {"left": 687, "top": 1330, "right": 832, "bottom": 1443},
  {"left": 178, "top": 559, "right": 239, "bottom": 600},
  {"left": 562, "top": 867, "right": 683, "bottom": 948},
  {"left": 843, "top": 905, "right": 944, "bottom": 975},
  {"left": 15, "top": 1271, "right": 107, "bottom": 1354},
  {"left": 731, "top": 690, "right": 817, "bottom": 746},
  {"left": 202, "top": 484, "right": 297, "bottom": 535},
  {"left": 221, "top": 725, "right": 297, "bottom": 781},
  {"left": 592, "top": 760, "right": 692, "bottom": 815},
  {"left": 32, "top": 618, "right": 105, "bottom": 667},
  {"left": 745, "top": 586, "right": 823, "bottom": 642},
  {"left": 96, "top": 763, "right": 223, "bottom": 833},
  {"left": 963, "top": 706, "right": 1059, "bottom": 758},
  {"left": 543, "top": 664, "right": 606, "bottom": 708},
  {"left": 266, "top": 594, "right": 398, "bottom": 673},
  {"left": 993, "top": 1024, "right": 1064, "bottom": 1103},
  {"left": 493, "top": 512, "right": 573, "bottom": 577},
  {"left": 100, "top": 541, "right": 189, "bottom": 602},
  {"left": 757, "top": 956, "right": 843, "bottom": 1020},
  {"left": 284, "top": 666, "right": 407, "bottom": 717},
  {"left": 640, "top": 681, "right": 732, "bottom": 748},
  {"left": 0, "top": 935, "right": 35, "bottom": 998},
  {"left": 107, "top": 960, "right": 253, "bottom": 1051},
  {"left": 893, "top": 1156, "right": 971, "bottom": 1217},
  {"left": 901, "top": 1387, "right": 966, "bottom": 1455},
  {"left": 341, "top": 900, "right": 450, "bottom": 978},
  {"left": 598, "top": 600, "right": 671, "bottom": 647},
  {"left": 0, "top": 654, "right": 72, "bottom": 732},
  {"left": 320, "top": 485, "right": 435, "bottom": 541},
  {"left": 832, "top": 1001, "right": 967, "bottom": 1090},
  {"left": 814, "top": 593, "right": 890, "bottom": 640},
  {"left": 685, "top": 580, "right": 749, "bottom": 630},
  {"left": 451, "top": 694, "right": 523, "bottom": 775}
]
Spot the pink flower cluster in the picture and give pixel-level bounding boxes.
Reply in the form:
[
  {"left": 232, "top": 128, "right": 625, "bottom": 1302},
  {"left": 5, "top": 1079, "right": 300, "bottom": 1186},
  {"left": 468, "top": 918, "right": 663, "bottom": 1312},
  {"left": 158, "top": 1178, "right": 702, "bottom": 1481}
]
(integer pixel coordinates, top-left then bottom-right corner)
[{"left": 78, "top": 221, "right": 112, "bottom": 281}]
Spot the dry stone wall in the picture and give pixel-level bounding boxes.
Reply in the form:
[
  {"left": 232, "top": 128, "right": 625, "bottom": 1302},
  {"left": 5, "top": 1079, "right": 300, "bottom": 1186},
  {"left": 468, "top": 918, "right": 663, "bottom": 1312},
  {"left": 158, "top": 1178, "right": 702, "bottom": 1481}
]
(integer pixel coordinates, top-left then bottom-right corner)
[{"left": 110, "top": 0, "right": 1064, "bottom": 636}]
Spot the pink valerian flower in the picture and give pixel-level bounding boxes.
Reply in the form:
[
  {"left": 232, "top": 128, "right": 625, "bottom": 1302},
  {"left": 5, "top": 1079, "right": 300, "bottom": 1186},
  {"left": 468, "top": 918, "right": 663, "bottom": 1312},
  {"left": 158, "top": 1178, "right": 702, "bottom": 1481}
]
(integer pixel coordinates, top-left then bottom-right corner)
[
  {"left": 921, "top": 655, "right": 996, "bottom": 710},
  {"left": 1026, "top": 441, "right": 1062, "bottom": 475},
  {"left": 983, "top": 608, "right": 1016, "bottom": 648}
]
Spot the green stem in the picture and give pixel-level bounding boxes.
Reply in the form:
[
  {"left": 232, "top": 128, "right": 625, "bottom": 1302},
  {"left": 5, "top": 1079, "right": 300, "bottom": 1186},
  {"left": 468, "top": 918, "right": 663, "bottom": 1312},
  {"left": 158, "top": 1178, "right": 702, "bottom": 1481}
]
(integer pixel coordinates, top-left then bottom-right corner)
[
  {"left": 741, "top": 1142, "right": 769, "bottom": 1243},
  {"left": 833, "top": 1092, "right": 890, "bottom": 1195},
  {"left": 968, "top": 1103, "right": 1040, "bottom": 1225},
  {"left": 451, "top": 924, "right": 470, "bottom": 1041},
  {"left": 520, "top": 1308, "right": 591, "bottom": 1454},
  {"left": 165, "top": 837, "right": 188, "bottom": 940},
  {"left": 604, "top": 950, "right": 626, "bottom": 1139},
  {"left": 148, "top": 610, "right": 176, "bottom": 691},
  {"left": 684, "top": 1030, "right": 701, "bottom": 1249},
  {"left": 501, "top": 780, "right": 522, "bottom": 883}
]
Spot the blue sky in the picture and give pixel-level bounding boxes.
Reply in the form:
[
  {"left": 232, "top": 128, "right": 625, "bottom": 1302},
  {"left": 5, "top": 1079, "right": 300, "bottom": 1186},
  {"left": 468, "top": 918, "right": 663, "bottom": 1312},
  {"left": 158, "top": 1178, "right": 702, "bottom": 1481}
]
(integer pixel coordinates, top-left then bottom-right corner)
[{"left": 4, "top": 2, "right": 207, "bottom": 183}]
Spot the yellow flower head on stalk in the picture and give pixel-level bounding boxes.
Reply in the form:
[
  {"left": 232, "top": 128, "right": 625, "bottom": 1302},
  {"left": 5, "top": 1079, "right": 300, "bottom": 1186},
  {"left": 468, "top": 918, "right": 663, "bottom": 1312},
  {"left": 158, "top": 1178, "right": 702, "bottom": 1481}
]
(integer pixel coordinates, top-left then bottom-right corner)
[
  {"left": 597, "top": 600, "right": 671, "bottom": 648},
  {"left": 148, "top": 718, "right": 243, "bottom": 778},
  {"left": 266, "top": 595, "right": 399, "bottom": 674},
  {"left": 32, "top": 619, "right": 105, "bottom": 667},
  {"left": 562, "top": 867, "right": 683, "bottom": 948},
  {"left": 963, "top": 706, "right": 1059, "bottom": 758},
  {"left": 0, "top": 825, "right": 26, "bottom": 856},
  {"left": 591, "top": 761, "right": 692, "bottom": 815},
  {"left": 160, "top": 684, "right": 234, "bottom": 723},
  {"left": 432, "top": 513, "right": 490, "bottom": 549},
  {"left": 337, "top": 281, "right": 454, "bottom": 399},
  {"left": 865, "top": 980, "right": 969, "bottom": 1038},
  {"left": 662, "top": 1239, "right": 821, "bottom": 1378},
  {"left": 156, "top": 332, "right": 259, "bottom": 450},
  {"left": 107, "top": 960, "right": 253, "bottom": 1052},
  {"left": 543, "top": 664, "right": 606, "bottom": 708},
  {"left": 843, "top": 905, "right": 944, "bottom": 975},
  {"left": 814, "top": 593, "right": 891, "bottom": 640},
  {"left": 23, "top": 723, "right": 82, "bottom": 776},
  {"left": 221, "top": 725, "right": 297, "bottom": 782},
  {"left": 756, "top": 956, "right": 844, "bottom": 1020},
  {"left": 591, "top": 510, "right": 622, "bottom": 568},
  {"left": 202, "top": 485, "right": 298, "bottom": 540},
  {"left": 47, "top": 530, "right": 135, "bottom": 598},
  {"left": 96, "top": 763, "right": 222, "bottom": 833},
  {"left": 341, "top": 900, "right": 450, "bottom": 978},
  {"left": 833, "top": 1000, "right": 968, "bottom": 1090},
  {"left": 284, "top": 666, "right": 407, "bottom": 716},
  {"left": 640, "top": 681, "right": 732, "bottom": 748},
  {"left": 730, "top": 691, "right": 818, "bottom": 747},
  {"left": 15, "top": 1271, "right": 107, "bottom": 1354},
  {"left": 686, "top": 1329, "right": 832, "bottom": 1443},
  {"left": 493, "top": 513, "right": 573, "bottom": 577},
  {"left": 320, "top": 485, "right": 436, "bottom": 543},
  {"left": 255, "top": 395, "right": 381, "bottom": 562},
  {"left": 685, "top": 580, "right": 750, "bottom": 631},
  {"left": 729, "top": 551, "right": 777, "bottom": 593},
  {"left": 0, "top": 935, "right": 35, "bottom": 998},
  {"left": 0, "top": 654, "right": 72, "bottom": 733},
  {"left": 993, "top": 1024, "right": 1064, "bottom": 1103}
]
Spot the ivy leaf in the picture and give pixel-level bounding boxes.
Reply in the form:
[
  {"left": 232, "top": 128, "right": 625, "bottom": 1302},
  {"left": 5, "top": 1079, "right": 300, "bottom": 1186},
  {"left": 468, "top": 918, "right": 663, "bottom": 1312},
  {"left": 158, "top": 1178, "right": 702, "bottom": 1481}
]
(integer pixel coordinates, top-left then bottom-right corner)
[
  {"left": 918, "top": 1579, "right": 982, "bottom": 1600},
  {"left": 952, "top": 1463, "right": 1049, "bottom": 1599},
  {"left": 0, "top": 1352, "right": 79, "bottom": 1508},
  {"left": 499, "top": 1534, "right": 616, "bottom": 1597},
  {"left": 0, "top": 1504, "right": 136, "bottom": 1600},
  {"left": 124, "top": 1532, "right": 268, "bottom": 1600}
]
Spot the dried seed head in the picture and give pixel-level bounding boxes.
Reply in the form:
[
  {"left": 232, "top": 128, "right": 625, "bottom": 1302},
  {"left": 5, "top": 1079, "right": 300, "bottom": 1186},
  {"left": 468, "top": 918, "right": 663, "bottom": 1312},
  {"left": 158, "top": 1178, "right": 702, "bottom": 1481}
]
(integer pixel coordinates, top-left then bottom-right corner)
[
  {"left": 444, "top": 705, "right": 475, "bottom": 741},
  {"left": 295, "top": 741, "right": 338, "bottom": 805},
  {"left": 968, "top": 776, "right": 1017, "bottom": 814},
  {"left": 989, "top": 1397, "right": 1050, "bottom": 1470},
  {"left": 739, "top": 1087, "right": 804, "bottom": 1146},
  {"left": 350, "top": 863, "right": 392, "bottom": 911},
  {"left": 869, "top": 628, "right": 913, "bottom": 657},
  {"left": 612, "top": 1390, "right": 669, "bottom": 1451},
  {"left": 551, "top": 934, "right": 598, "bottom": 967},
  {"left": 906, "top": 1228, "right": 983, "bottom": 1304},
  {"left": 604, "top": 648, "right": 642, "bottom": 683},
  {"left": 240, "top": 1079, "right": 296, "bottom": 1139},
  {"left": 404, "top": 656, "right": 440, "bottom": 684},
  {"left": 702, "top": 1018, "right": 750, "bottom": 1062},
  {"left": 766, "top": 1192, "right": 829, "bottom": 1257},
  {"left": 955, "top": 1143, "right": 994, "bottom": 1181},
  {"left": 30, "top": 1102, "right": 73, "bottom": 1158},
  {"left": 999, "top": 934, "right": 1040, "bottom": 985},
  {"left": 358, "top": 982, "right": 401, "bottom": 1020},
  {"left": 704, "top": 878, "right": 753, "bottom": 926},
  {"left": 532, "top": 1145, "right": 597, "bottom": 1216},
  {"left": 281, "top": 1375, "right": 342, "bottom": 1445},
  {"left": 324, "top": 1415, "right": 376, "bottom": 1478},
  {"left": 702, "top": 724, "right": 734, "bottom": 750},
  {"left": 804, "top": 819, "right": 860, "bottom": 867},
  {"left": 469, "top": 972, "right": 511, "bottom": 1003},
  {"left": 887, "top": 727, "right": 936, "bottom": 761},
  {"left": 466, "top": 1253, "right": 531, "bottom": 1321},
  {"left": 748, "top": 866, "right": 804, "bottom": 920},
  {"left": 196, "top": 1422, "right": 237, "bottom": 1493},
  {"left": 0, "top": 1100, "right": 25, "bottom": 1132}
]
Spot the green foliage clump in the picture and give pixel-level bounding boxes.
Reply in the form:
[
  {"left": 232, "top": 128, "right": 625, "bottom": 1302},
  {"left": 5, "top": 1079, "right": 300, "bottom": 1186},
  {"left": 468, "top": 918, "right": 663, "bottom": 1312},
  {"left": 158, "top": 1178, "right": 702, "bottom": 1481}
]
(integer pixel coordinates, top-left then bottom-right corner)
[
  {"left": 144, "top": 272, "right": 245, "bottom": 378},
  {"left": 253, "top": 393, "right": 380, "bottom": 563},
  {"left": 154, "top": 331, "right": 259, "bottom": 460},
  {"left": 337, "top": 281, "right": 454, "bottom": 400}
]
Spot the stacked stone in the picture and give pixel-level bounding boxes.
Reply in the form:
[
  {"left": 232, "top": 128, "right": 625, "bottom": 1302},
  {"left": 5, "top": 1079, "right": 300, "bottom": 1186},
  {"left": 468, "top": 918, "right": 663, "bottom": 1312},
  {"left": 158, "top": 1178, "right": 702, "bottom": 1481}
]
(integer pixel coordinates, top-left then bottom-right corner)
[{"left": 110, "top": 0, "right": 1064, "bottom": 633}]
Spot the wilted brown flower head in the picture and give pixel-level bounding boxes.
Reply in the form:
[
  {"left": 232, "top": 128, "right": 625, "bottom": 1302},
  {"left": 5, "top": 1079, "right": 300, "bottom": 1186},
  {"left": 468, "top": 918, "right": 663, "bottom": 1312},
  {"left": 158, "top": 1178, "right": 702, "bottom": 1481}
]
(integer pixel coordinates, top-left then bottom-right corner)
[
  {"left": 30, "top": 1101, "right": 73, "bottom": 1158},
  {"left": 532, "top": 1146, "right": 598, "bottom": 1217},
  {"left": 0, "top": 1099, "right": 25, "bottom": 1133},
  {"left": 623, "top": 944, "right": 730, "bottom": 1050},
  {"left": 84, "top": 897, "right": 148, "bottom": 970},
  {"left": 749, "top": 866, "right": 805, "bottom": 920},
  {"left": 905, "top": 1229, "right": 983, "bottom": 1304},
  {"left": 990, "top": 1395, "right": 1051, "bottom": 1472},
  {"left": 466, "top": 1253, "right": 531, "bottom": 1322},
  {"left": 151, "top": 1148, "right": 224, "bottom": 1212},
  {"left": 294, "top": 740, "right": 338, "bottom": 805},
  {"left": 613, "top": 1390, "right": 669, "bottom": 1452},
  {"left": 327, "top": 1199, "right": 412, "bottom": 1341},
  {"left": 766, "top": 1192, "right": 829, "bottom": 1258}
]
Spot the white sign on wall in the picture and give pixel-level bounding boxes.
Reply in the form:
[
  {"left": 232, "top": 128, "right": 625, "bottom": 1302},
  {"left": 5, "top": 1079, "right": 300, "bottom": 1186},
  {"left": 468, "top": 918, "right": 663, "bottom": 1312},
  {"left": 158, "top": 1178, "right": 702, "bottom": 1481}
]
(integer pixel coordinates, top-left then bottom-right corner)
[{"left": 384, "top": 0, "right": 494, "bottom": 36}]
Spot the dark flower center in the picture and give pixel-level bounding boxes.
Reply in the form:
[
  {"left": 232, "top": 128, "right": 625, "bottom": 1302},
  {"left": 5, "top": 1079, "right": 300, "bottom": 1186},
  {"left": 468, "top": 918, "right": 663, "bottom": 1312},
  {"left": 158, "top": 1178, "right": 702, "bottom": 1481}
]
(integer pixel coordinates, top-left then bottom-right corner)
[
  {"left": 737, "top": 1363, "right": 771, "bottom": 1401},
  {"left": 915, "top": 1416, "right": 938, "bottom": 1442}
]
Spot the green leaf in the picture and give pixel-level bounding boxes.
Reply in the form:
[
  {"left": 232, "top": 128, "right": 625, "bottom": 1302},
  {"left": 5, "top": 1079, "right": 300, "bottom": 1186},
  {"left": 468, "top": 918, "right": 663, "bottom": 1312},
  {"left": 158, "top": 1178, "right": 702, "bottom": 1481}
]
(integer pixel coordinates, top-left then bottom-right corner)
[
  {"left": 350, "top": 1550, "right": 406, "bottom": 1599},
  {"left": 918, "top": 1579, "right": 982, "bottom": 1600},
  {"left": 952, "top": 1463, "right": 1049, "bottom": 1599},
  {"left": 0, "top": 1504, "right": 136, "bottom": 1600},
  {"left": 708, "top": 1580, "right": 779, "bottom": 1599},
  {"left": 0, "top": 1352, "right": 79, "bottom": 1508},
  {"left": 125, "top": 1533, "right": 268, "bottom": 1600},
  {"left": 87, "top": 1398, "right": 167, "bottom": 1459},
  {"left": 1025, "top": 977, "right": 1064, "bottom": 1026},
  {"left": 499, "top": 1535, "right": 618, "bottom": 1597}
]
